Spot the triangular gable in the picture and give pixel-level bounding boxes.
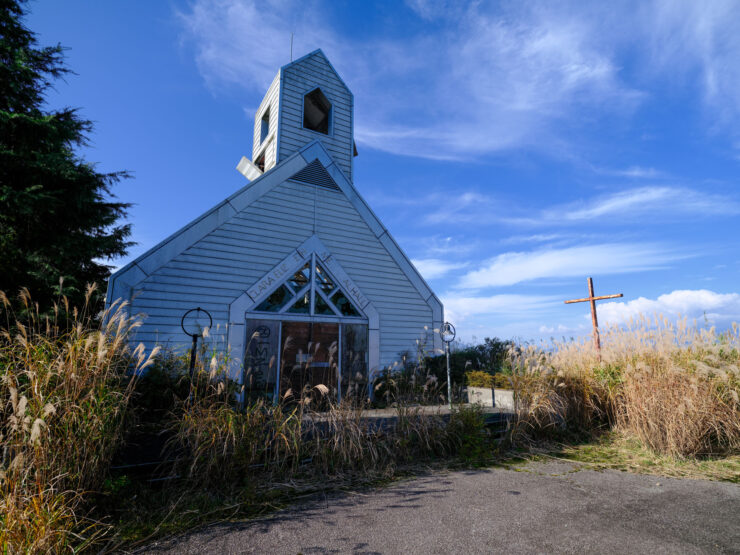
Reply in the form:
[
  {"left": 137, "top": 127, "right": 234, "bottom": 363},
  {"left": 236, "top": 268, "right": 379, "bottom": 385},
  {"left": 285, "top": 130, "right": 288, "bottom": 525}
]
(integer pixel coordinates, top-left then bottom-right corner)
[
  {"left": 106, "top": 140, "right": 443, "bottom": 340},
  {"left": 280, "top": 49, "right": 353, "bottom": 98}
]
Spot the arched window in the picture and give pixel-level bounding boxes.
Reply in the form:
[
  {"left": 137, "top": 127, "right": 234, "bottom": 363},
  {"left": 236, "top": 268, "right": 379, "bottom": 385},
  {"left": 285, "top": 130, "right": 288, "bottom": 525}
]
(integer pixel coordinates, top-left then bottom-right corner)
[{"left": 303, "top": 88, "right": 331, "bottom": 135}]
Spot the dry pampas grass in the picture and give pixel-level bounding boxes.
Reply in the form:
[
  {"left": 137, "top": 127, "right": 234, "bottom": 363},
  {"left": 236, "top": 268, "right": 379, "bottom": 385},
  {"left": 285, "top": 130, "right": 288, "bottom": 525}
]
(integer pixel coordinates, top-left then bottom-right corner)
[
  {"left": 508, "top": 314, "right": 740, "bottom": 457},
  {"left": 0, "top": 285, "right": 159, "bottom": 552}
]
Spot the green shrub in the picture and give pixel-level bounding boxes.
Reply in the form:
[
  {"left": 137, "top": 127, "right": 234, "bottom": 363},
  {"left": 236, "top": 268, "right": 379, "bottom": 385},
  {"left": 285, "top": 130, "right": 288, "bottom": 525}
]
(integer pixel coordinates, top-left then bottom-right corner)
[
  {"left": 448, "top": 404, "right": 491, "bottom": 465},
  {"left": 466, "top": 370, "right": 494, "bottom": 388}
]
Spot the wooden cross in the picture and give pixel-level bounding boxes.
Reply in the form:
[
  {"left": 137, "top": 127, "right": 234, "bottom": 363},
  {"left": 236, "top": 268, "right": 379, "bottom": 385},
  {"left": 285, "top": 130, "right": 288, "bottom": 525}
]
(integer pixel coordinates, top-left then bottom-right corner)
[{"left": 564, "top": 277, "right": 623, "bottom": 356}]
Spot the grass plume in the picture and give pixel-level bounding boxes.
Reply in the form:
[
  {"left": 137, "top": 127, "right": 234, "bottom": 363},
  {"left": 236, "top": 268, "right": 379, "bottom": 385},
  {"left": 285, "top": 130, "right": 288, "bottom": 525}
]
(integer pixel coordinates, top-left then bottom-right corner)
[{"left": 0, "top": 286, "right": 159, "bottom": 552}]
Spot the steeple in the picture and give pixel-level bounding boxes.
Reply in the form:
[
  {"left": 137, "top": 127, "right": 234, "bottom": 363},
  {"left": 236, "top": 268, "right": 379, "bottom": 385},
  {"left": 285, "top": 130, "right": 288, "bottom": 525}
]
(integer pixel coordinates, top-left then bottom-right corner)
[{"left": 237, "top": 49, "right": 356, "bottom": 184}]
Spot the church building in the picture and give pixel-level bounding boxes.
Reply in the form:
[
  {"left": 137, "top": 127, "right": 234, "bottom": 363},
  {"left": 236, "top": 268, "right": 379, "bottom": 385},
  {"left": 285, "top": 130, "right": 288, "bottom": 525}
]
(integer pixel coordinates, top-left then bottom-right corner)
[{"left": 106, "top": 50, "right": 443, "bottom": 400}]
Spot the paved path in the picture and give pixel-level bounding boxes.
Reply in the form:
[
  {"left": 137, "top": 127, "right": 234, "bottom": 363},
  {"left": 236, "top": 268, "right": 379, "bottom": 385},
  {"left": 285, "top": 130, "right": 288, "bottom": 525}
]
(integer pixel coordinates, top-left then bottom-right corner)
[{"left": 144, "top": 460, "right": 740, "bottom": 554}]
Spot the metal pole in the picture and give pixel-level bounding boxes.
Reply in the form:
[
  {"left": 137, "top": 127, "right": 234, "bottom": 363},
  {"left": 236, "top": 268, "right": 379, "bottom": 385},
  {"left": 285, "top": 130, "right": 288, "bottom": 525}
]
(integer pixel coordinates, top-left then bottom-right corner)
[
  {"left": 189, "top": 333, "right": 199, "bottom": 379},
  {"left": 446, "top": 341, "right": 452, "bottom": 410}
]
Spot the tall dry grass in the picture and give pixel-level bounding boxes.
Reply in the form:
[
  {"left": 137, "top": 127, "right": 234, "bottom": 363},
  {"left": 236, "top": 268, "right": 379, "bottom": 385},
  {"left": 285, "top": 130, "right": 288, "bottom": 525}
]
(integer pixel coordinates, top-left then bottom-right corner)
[
  {"left": 0, "top": 286, "right": 159, "bottom": 552},
  {"left": 168, "top": 374, "right": 460, "bottom": 490},
  {"left": 165, "top": 337, "right": 483, "bottom": 496},
  {"left": 509, "top": 315, "right": 740, "bottom": 457}
]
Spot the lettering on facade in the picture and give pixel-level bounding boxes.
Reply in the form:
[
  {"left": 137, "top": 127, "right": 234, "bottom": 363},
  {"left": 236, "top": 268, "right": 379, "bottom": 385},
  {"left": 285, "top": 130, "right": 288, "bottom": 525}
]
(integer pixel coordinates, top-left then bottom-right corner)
[
  {"left": 247, "top": 325, "right": 272, "bottom": 390},
  {"left": 248, "top": 261, "right": 292, "bottom": 300},
  {"left": 342, "top": 278, "right": 369, "bottom": 309}
]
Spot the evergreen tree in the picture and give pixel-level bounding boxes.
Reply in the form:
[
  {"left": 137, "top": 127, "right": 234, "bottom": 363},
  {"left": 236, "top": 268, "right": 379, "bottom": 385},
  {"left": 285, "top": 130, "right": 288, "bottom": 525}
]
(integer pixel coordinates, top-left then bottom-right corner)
[{"left": 0, "top": 0, "right": 132, "bottom": 310}]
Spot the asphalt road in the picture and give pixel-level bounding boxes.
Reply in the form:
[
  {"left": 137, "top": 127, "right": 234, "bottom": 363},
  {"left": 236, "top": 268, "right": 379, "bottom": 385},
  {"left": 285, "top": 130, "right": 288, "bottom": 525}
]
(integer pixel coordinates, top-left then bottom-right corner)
[{"left": 144, "top": 460, "right": 740, "bottom": 554}]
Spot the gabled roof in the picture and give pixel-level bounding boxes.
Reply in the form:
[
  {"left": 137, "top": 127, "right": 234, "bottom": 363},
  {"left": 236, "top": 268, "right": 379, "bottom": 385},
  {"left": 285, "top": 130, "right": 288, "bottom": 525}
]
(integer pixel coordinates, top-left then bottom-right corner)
[
  {"left": 280, "top": 49, "right": 353, "bottom": 98},
  {"left": 106, "top": 140, "right": 442, "bottom": 319}
]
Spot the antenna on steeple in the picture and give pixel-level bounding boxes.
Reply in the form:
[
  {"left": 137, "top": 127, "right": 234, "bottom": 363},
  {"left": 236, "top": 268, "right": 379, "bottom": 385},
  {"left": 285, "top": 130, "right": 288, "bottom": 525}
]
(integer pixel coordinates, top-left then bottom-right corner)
[{"left": 290, "top": 32, "right": 294, "bottom": 62}]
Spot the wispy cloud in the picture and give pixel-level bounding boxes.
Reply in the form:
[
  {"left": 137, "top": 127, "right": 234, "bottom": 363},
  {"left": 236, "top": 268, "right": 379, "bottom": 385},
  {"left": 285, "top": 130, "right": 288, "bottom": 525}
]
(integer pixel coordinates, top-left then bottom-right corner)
[
  {"left": 599, "top": 289, "right": 740, "bottom": 326},
  {"left": 644, "top": 1, "right": 740, "bottom": 130},
  {"left": 500, "top": 233, "right": 571, "bottom": 245},
  {"left": 177, "top": 1, "right": 740, "bottom": 160},
  {"left": 417, "top": 235, "right": 479, "bottom": 257},
  {"left": 411, "top": 258, "right": 467, "bottom": 280},
  {"left": 539, "top": 323, "right": 588, "bottom": 335},
  {"left": 442, "top": 293, "right": 560, "bottom": 324},
  {"left": 423, "top": 192, "right": 498, "bottom": 225},
  {"left": 409, "top": 186, "right": 739, "bottom": 227},
  {"left": 177, "top": 0, "right": 641, "bottom": 160},
  {"left": 458, "top": 243, "right": 687, "bottom": 289},
  {"left": 557, "top": 187, "right": 739, "bottom": 222},
  {"left": 593, "top": 166, "right": 666, "bottom": 179},
  {"left": 505, "top": 186, "right": 740, "bottom": 226}
]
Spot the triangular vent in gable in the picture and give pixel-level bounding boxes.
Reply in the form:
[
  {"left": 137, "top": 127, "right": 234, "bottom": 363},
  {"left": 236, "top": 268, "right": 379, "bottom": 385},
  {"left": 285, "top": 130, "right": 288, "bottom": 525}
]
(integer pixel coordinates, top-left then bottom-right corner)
[{"left": 289, "top": 159, "right": 340, "bottom": 190}]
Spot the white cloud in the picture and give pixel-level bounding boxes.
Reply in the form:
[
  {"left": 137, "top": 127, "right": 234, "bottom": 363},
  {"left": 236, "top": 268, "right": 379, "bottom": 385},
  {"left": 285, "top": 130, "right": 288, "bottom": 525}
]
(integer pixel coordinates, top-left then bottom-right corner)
[
  {"left": 599, "top": 289, "right": 740, "bottom": 326},
  {"left": 644, "top": 1, "right": 740, "bottom": 128},
  {"left": 176, "top": 0, "right": 641, "bottom": 160},
  {"left": 401, "top": 186, "right": 739, "bottom": 228},
  {"left": 597, "top": 166, "right": 666, "bottom": 179},
  {"left": 418, "top": 235, "right": 478, "bottom": 257},
  {"left": 539, "top": 323, "right": 588, "bottom": 334},
  {"left": 459, "top": 243, "right": 687, "bottom": 289},
  {"left": 504, "top": 186, "right": 740, "bottom": 226},
  {"left": 500, "top": 233, "right": 571, "bottom": 245},
  {"left": 442, "top": 293, "right": 559, "bottom": 325},
  {"left": 177, "top": 1, "right": 740, "bottom": 160},
  {"left": 558, "top": 187, "right": 739, "bottom": 222},
  {"left": 423, "top": 192, "right": 497, "bottom": 224},
  {"left": 411, "top": 258, "right": 467, "bottom": 280}
]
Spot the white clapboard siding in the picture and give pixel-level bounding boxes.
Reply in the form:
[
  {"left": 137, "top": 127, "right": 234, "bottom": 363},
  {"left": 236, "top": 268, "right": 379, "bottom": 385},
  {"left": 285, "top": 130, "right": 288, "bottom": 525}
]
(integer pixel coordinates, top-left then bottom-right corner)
[
  {"left": 252, "top": 72, "right": 280, "bottom": 170},
  {"left": 277, "top": 51, "right": 354, "bottom": 182},
  {"left": 311, "top": 183, "right": 433, "bottom": 365},
  {"left": 128, "top": 177, "right": 432, "bottom": 368}
]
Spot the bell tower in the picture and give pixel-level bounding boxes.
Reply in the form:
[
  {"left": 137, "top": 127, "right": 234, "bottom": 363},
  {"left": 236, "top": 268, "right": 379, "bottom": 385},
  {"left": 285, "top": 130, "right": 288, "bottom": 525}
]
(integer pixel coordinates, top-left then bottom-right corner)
[{"left": 238, "top": 49, "right": 356, "bottom": 183}]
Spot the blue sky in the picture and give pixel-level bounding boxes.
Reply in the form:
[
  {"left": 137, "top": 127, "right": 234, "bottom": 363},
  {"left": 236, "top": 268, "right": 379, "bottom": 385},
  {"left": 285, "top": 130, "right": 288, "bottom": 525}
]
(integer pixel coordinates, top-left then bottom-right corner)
[{"left": 27, "top": 0, "right": 740, "bottom": 342}]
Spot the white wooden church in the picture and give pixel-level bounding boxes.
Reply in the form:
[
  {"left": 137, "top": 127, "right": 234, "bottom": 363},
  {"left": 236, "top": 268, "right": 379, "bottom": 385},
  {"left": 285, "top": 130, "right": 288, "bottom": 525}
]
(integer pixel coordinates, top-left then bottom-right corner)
[{"left": 106, "top": 50, "right": 443, "bottom": 401}]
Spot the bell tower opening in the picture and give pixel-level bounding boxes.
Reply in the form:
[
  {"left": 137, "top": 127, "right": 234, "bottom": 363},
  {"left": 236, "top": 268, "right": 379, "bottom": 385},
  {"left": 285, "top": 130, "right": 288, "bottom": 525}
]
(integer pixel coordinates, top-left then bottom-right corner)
[
  {"left": 303, "top": 88, "right": 331, "bottom": 134},
  {"left": 260, "top": 107, "right": 270, "bottom": 143}
]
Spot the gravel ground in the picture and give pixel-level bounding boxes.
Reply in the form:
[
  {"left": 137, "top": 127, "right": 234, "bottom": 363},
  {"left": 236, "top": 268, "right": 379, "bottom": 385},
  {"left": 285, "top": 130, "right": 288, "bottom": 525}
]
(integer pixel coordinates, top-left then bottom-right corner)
[{"left": 142, "top": 460, "right": 740, "bottom": 554}]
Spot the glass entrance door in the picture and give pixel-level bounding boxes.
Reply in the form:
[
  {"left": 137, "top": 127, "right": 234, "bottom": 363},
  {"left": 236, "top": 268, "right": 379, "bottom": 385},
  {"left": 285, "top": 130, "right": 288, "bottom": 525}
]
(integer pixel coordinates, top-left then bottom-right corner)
[
  {"left": 244, "top": 317, "right": 369, "bottom": 403},
  {"left": 279, "top": 322, "right": 339, "bottom": 400}
]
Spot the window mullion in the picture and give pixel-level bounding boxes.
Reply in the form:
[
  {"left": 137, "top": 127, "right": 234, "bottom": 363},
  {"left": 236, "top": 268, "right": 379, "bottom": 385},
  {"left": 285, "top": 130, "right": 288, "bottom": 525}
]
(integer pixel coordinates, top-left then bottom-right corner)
[
  {"left": 318, "top": 287, "right": 342, "bottom": 317},
  {"left": 310, "top": 253, "right": 316, "bottom": 315},
  {"left": 278, "top": 284, "right": 308, "bottom": 314}
]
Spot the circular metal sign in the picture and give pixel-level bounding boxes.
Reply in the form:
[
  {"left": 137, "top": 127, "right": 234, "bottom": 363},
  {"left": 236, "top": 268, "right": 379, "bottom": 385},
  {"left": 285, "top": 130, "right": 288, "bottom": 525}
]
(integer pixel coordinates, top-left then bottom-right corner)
[
  {"left": 181, "top": 307, "right": 213, "bottom": 338},
  {"left": 439, "top": 321, "right": 456, "bottom": 343}
]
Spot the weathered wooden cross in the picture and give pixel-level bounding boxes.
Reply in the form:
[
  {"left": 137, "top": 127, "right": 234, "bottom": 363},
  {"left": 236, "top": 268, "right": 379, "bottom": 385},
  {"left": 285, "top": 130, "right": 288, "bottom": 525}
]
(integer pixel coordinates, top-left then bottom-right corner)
[{"left": 564, "top": 277, "right": 623, "bottom": 356}]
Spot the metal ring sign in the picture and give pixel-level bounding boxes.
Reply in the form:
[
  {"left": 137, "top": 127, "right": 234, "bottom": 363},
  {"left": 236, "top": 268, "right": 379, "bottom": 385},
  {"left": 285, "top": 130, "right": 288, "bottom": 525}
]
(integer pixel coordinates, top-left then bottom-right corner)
[
  {"left": 180, "top": 307, "right": 213, "bottom": 338},
  {"left": 439, "top": 321, "right": 456, "bottom": 343}
]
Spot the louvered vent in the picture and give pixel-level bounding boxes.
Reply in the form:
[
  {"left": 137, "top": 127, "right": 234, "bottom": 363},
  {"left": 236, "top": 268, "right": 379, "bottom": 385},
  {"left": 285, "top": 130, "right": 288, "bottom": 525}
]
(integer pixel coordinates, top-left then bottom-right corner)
[{"left": 289, "top": 159, "right": 340, "bottom": 190}]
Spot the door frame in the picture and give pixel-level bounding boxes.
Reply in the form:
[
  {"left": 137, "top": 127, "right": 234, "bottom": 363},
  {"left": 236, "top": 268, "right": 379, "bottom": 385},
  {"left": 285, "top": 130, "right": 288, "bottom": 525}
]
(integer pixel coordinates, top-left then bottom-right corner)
[
  {"left": 227, "top": 235, "right": 380, "bottom": 398},
  {"left": 245, "top": 314, "right": 369, "bottom": 402}
]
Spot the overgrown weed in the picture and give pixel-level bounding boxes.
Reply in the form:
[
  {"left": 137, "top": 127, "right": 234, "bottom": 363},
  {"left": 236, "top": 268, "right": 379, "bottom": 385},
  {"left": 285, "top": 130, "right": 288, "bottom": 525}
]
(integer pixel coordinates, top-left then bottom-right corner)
[
  {"left": 0, "top": 285, "right": 159, "bottom": 552},
  {"left": 507, "top": 316, "right": 740, "bottom": 458},
  {"left": 536, "top": 431, "right": 740, "bottom": 483}
]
